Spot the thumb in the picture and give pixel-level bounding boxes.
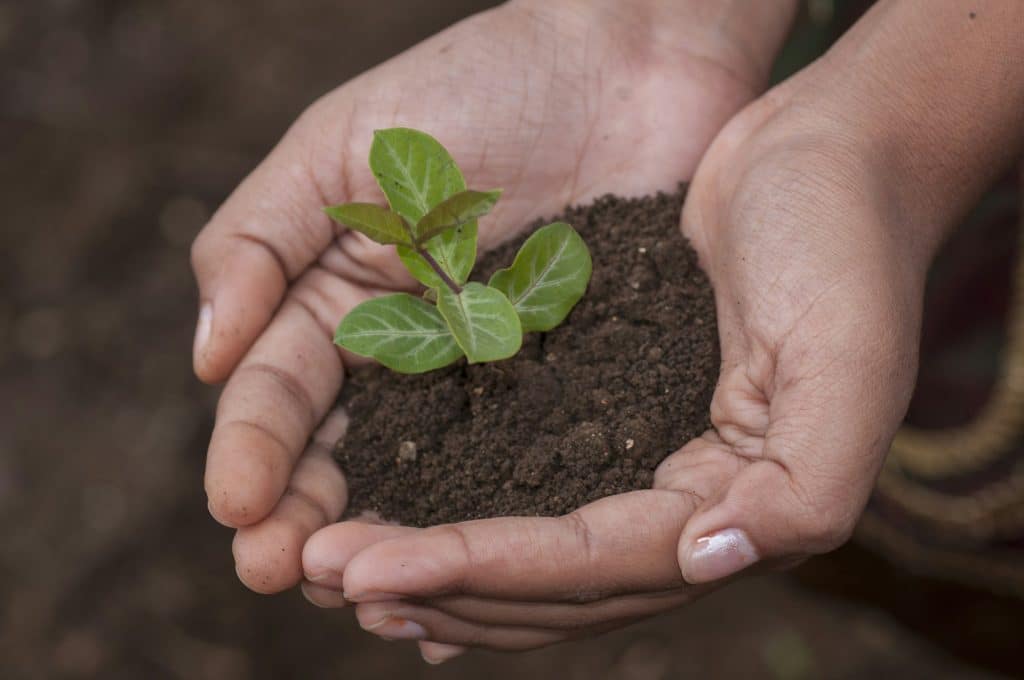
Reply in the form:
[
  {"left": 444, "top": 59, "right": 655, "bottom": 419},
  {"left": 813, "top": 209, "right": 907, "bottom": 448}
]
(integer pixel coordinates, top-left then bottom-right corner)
[
  {"left": 670, "top": 319, "right": 917, "bottom": 584},
  {"left": 674, "top": 456, "right": 865, "bottom": 585}
]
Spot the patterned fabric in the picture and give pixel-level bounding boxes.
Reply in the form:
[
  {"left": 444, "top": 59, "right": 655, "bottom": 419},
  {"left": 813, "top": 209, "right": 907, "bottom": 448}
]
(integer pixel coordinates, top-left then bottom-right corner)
[{"left": 859, "top": 176, "right": 1024, "bottom": 597}]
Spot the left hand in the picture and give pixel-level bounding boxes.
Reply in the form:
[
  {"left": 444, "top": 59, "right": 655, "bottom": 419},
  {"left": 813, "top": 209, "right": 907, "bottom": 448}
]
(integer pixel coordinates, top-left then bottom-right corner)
[{"left": 300, "top": 48, "right": 930, "bottom": 662}]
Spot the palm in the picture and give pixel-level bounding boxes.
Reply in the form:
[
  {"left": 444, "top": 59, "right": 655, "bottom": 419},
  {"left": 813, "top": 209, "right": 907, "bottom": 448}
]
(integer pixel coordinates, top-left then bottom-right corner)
[{"left": 317, "top": 2, "right": 756, "bottom": 293}]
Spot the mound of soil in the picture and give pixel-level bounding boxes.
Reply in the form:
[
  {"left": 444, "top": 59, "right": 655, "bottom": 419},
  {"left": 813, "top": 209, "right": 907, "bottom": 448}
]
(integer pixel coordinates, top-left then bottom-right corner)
[{"left": 334, "top": 189, "right": 719, "bottom": 526}]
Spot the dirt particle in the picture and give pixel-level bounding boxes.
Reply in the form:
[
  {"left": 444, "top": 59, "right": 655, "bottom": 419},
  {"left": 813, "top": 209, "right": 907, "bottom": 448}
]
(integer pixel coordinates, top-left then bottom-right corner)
[{"left": 397, "top": 440, "right": 417, "bottom": 463}]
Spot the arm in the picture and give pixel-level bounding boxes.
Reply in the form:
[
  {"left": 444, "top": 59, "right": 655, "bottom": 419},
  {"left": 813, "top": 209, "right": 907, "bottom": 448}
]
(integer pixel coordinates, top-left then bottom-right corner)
[
  {"left": 815, "top": 0, "right": 1024, "bottom": 251},
  {"left": 678, "top": 0, "right": 1024, "bottom": 582}
]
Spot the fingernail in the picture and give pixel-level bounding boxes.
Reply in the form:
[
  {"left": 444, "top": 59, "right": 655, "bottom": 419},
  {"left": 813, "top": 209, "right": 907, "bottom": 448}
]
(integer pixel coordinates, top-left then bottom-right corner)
[
  {"left": 684, "top": 528, "right": 758, "bottom": 583},
  {"left": 304, "top": 570, "right": 343, "bottom": 588},
  {"left": 343, "top": 591, "right": 403, "bottom": 603},
  {"left": 420, "top": 642, "right": 467, "bottom": 665},
  {"left": 194, "top": 302, "right": 212, "bottom": 357},
  {"left": 363, "top": 616, "right": 427, "bottom": 641},
  {"left": 301, "top": 581, "right": 348, "bottom": 608}
]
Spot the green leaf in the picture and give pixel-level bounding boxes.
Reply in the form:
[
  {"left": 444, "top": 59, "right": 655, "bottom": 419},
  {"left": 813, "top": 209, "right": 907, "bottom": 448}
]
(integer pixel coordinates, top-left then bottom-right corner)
[
  {"left": 415, "top": 189, "right": 501, "bottom": 244},
  {"left": 369, "top": 128, "right": 464, "bottom": 222},
  {"left": 324, "top": 203, "right": 413, "bottom": 246},
  {"left": 396, "top": 239, "right": 476, "bottom": 289},
  {"left": 488, "top": 222, "right": 592, "bottom": 332},
  {"left": 369, "top": 128, "right": 476, "bottom": 286},
  {"left": 334, "top": 293, "right": 463, "bottom": 373},
  {"left": 437, "top": 282, "right": 522, "bottom": 363}
]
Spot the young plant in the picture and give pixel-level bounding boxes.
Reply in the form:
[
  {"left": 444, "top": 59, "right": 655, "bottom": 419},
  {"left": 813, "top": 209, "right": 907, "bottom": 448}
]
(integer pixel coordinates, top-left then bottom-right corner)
[{"left": 326, "top": 127, "right": 591, "bottom": 373}]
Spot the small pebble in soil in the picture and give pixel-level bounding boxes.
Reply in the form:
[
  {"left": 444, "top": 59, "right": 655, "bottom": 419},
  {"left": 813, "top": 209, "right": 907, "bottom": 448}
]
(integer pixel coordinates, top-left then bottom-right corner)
[{"left": 397, "top": 441, "right": 417, "bottom": 463}]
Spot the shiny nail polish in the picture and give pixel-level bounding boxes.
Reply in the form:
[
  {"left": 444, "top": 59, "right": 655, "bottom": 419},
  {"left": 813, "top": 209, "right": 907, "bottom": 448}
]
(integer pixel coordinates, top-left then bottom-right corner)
[{"left": 685, "top": 528, "right": 758, "bottom": 584}]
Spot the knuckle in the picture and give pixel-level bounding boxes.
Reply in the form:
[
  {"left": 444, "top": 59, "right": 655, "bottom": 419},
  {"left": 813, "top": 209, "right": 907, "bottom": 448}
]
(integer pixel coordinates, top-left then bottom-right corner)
[
  {"left": 564, "top": 511, "right": 596, "bottom": 565},
  {"left": 561, "top": 513, "right": 613, "bottom": 603},
  {"left": 233, "top": 361, "right": 318, "bottom": 433},
  {"left": 779, "top": 449, "right": 871, "bottom": 553},
  {"left": 292, "top": 92, "right": 334, "bottom": 137},
  {"left": 788, "top": 490, "right": 859, "bottom": 552},
  {"left": 432, "top": 524, "right": 478, "bottom": 584},
  {"left": 288, "top": 449, "right": 348, "bottom": 522},
  {"left": 189, "top": 228, "right": 214, "bottom": 279}
]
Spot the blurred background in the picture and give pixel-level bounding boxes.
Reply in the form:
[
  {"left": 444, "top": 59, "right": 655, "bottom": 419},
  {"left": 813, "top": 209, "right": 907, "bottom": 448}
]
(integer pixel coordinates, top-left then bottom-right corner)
[{"left": 2, "top": 1, "right": 1022, "bottom": 678}]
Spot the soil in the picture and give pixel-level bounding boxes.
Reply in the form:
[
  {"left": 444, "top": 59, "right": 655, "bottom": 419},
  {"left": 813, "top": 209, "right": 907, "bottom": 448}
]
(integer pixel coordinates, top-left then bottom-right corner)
[{"left": 335, "top": 190, "right": 720, "bottom": 526}]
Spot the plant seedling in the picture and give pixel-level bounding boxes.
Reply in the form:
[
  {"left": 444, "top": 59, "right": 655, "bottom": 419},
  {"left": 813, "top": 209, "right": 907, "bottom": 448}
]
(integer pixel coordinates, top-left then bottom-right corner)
[{"left": 326, "top": 127, "right": 592, "bottom": 373}]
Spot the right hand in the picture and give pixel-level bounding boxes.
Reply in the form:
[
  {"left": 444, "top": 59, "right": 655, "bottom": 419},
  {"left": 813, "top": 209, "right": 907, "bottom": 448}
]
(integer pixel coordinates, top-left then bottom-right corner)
[{"left": 191, "top": 0, "right": 791, "bottom": 603}]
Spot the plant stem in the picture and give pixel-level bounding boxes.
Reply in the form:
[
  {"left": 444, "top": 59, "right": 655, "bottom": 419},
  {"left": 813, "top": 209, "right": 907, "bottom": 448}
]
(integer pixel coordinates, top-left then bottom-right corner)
[{"left": 418, "top": 248, "right": 462, "bottom": 294}]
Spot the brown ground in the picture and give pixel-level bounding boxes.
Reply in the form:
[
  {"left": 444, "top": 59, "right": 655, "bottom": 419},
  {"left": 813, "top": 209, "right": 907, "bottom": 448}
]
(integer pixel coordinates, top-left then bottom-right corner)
[
  {"left": 0, "top": 1, "right": 1018, "bottom": 678},
  {"left": 339, "top": 191, "right": 720, "bottom": 526}
]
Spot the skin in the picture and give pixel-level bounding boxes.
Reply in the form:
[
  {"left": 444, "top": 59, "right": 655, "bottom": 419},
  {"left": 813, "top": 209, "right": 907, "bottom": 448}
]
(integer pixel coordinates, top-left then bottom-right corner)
[{"left": 191, "top": 0, "right": 1024, "bottom": 663}]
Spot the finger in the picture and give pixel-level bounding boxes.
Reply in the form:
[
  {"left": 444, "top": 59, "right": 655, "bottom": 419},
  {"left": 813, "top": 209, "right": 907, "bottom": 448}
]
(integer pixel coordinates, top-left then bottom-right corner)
[
  {"left": 417, "top": 642, "right": 467, "bottom": 665},
  {"left": 676, "top": 302, "right": 917, "bottom": 583},
  {"left": 426, "top": 588, "right": 696, "bottom": 630},
  {"left": 299, "top": 576, "right": 696, "bottom": 630},
  {"left": 354, "top": 601, "right": 564, "bottom": 651},
  {"left": 341, "top": 489, "right": 704, "bottom": 603},
  {"left": 302, "top": 520, "right": 418, "bottom": 590},
  {"left": 204, "top": 267, "right": 366, "bottom": 527},
  {"left": 231, "top": 408, "right": 349, "bottom": 594},
  {"left": 190, "top": 99, "right": 350, "bottom": 384}
]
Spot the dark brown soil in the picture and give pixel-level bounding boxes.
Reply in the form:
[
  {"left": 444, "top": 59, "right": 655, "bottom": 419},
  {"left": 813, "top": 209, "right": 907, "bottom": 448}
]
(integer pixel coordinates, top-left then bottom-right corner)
[{"left": 335, "top": 190, "right": 720, "bottom": 526}]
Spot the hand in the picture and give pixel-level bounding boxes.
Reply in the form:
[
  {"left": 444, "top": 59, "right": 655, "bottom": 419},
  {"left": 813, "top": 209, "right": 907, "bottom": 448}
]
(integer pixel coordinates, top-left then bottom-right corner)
[
  {"left": 298, "top": 60, "right": 928, "bottom": 659},
  {"left": 192, "top": 0, "right": 794, "bottom": 608}
]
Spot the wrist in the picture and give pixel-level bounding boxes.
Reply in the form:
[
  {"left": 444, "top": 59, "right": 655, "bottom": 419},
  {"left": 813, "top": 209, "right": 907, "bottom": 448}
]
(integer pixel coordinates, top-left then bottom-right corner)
[{"left": 796, "top": 0, "right": 1024, "bottom": 255}]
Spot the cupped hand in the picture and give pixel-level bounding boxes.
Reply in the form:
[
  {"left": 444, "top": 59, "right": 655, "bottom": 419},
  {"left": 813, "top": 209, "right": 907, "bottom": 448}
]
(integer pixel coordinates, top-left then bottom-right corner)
[
  {"left": 299, "top": 66, "right": 929, "bottom": 659},
  {"left": 192, "top": 0, "right": 782, "bottom": 603}
]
